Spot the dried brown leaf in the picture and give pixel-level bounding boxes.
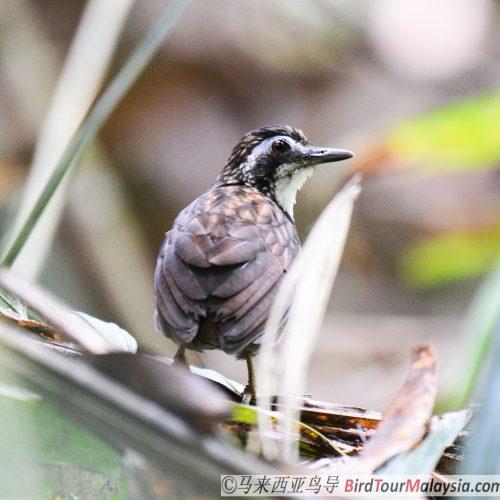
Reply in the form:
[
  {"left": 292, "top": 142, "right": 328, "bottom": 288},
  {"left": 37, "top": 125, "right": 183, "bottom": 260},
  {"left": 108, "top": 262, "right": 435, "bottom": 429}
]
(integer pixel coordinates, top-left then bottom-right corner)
[{"left": 344, "top": 343, "right": 437, "bottom": 472}]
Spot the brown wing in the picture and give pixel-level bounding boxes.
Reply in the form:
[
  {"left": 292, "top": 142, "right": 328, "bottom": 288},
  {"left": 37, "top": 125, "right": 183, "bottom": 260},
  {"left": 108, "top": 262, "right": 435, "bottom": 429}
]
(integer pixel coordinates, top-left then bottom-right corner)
[{"left": 154, "top": 185, "right": 299, "bottom": 355}]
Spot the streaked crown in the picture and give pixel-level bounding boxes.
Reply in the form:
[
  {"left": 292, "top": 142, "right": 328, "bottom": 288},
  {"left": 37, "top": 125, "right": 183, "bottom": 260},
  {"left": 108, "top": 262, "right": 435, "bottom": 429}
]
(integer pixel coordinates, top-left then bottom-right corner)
[{"left": 214, "top": 124, "right": 353, "bottom": 217}]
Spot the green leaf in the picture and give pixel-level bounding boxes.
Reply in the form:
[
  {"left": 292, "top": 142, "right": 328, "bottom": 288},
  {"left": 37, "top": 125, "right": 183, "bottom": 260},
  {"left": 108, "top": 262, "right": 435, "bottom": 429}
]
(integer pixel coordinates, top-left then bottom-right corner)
[
  {"left": 389, "top": 91, "right": 500, "bottom": 171},
  {"left": 0, "top": 288, "right": 23, "bottom": 315},
  {"left": 399, "top": 227, "right": 500, "bottom": 288},
  {"left": 0, "top": 390, "right": 123, "bottom": 478},
  {"left": 0, "top": 383, "right": 41, "bottom": 401},
  {"left": 0, "top": 389, "right": 125, "bottom": 498},
  {"left": 223, "top": 402, "right": 347, "bottom": 459},
  {"left": 0, "top": 286, "right": 54, "bottom": 334}
]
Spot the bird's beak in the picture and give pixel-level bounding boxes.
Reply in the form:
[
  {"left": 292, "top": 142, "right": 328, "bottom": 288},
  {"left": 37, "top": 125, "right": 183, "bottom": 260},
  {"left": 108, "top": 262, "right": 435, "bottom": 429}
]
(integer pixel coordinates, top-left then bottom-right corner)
[{"left": 303, "top": 145, "right": 354, "bottom": 165}]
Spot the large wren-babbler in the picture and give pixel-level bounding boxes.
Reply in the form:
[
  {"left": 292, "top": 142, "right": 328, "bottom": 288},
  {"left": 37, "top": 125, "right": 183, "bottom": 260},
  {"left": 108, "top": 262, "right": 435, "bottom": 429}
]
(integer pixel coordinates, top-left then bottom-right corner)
[{"left": 154, "top": 125, "right": 353, "bottom": 399}]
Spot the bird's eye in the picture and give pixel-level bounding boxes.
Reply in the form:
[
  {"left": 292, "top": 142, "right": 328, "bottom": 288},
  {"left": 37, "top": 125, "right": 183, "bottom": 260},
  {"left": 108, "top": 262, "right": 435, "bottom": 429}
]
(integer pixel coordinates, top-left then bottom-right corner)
[{"left": 271, "top": 139, "right": 291, "bottom": 155}]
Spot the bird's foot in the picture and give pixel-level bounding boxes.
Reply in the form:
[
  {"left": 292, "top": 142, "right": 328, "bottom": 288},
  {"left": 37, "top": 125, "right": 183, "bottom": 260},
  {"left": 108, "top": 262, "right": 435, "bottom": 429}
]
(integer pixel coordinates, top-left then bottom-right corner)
[
  {"left": 241, "top": 383, "right": 256, "bottom": 406},
  {"left": 173, "top": 346, "right": 189, "bottom": 369},
  {"left": 242, "top": 354, "right": 257, "bottom": 405}
]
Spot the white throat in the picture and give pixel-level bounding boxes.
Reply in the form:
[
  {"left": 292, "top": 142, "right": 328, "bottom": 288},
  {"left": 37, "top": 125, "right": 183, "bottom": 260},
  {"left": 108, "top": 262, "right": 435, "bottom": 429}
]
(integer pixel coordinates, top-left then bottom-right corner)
[{"left": 274, "top": 167, "right": 313, "bottom": 217}]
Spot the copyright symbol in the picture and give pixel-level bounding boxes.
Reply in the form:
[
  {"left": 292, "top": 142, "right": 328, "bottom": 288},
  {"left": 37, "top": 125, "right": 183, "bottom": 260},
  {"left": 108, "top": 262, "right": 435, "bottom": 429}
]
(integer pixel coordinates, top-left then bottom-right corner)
[{"left": 221, "top": 475, "right": 237, "bottom": 494}]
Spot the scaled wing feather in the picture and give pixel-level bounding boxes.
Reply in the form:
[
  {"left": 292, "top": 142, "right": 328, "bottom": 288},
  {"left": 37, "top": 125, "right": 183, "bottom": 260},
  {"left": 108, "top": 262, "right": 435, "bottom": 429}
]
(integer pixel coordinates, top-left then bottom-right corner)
[{"left": 154, "top": 186, "right": 299, "bottom": 353}]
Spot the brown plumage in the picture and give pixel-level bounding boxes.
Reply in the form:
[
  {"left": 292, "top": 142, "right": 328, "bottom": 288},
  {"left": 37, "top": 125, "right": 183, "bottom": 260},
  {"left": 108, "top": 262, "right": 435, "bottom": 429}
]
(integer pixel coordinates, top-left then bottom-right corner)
[
  {"left": 154, "top": 125, "right": 353, "bottom": 399},
  {"left": 155, "top": 184, "right": 299, "bottom": 356}
]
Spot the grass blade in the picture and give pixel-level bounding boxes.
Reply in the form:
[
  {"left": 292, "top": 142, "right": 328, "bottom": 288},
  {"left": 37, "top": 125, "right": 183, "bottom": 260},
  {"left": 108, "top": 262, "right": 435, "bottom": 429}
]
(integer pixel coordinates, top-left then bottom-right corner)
[
  {"left": 257, "top": 176, "right": 361, "bottom": 462},
  {"left": 0, "top": 0, "right": 191, "bottom": 268},
  {"left": 1, "top": 0, "right": 135, "bottom": 279},
  {"left": 441, "top": 261, "right": 500, "bottom": 409},
  {"left": 462, "top": 319, "right": 500, "bottom": 473}
]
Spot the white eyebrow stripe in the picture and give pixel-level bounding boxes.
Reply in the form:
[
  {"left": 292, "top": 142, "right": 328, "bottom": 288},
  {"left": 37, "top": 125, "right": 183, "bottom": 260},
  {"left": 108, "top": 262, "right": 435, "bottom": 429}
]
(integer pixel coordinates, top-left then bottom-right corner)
[{"left": 249, "top": 136, "right": 295, "bottom": 159}]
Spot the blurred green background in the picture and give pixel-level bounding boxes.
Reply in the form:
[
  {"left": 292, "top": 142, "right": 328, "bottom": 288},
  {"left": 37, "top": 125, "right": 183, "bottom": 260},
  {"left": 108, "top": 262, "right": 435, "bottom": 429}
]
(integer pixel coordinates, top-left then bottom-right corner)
[{"left": 0, "top": 0, "right": 498, "bottom": 411}]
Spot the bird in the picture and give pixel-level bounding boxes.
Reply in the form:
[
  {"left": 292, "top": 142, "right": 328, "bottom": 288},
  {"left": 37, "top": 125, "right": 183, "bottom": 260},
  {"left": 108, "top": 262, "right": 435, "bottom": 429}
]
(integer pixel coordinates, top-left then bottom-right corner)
[{"left": 154, "top": 125, "right": 353, "bottom": 401}]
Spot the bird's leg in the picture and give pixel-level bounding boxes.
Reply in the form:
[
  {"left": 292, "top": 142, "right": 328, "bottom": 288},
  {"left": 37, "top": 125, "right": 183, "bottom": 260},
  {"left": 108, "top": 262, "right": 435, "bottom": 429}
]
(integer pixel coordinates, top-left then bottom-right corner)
[
  {"left": 242, "top": 354, "right": 256, "bottom": 405},
  {"left": 173, "top": 346, "right": 188, "bottom": 367}
]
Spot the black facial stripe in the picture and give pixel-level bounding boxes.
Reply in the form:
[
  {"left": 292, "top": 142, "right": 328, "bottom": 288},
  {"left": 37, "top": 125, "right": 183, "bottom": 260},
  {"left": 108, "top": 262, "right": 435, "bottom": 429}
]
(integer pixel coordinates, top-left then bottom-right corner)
[
  {"left": 255, "top": 154, "right": 280, "bottom": 176},
  {"left": 214, "top": 125, "right": 312, "bottom": 192}
]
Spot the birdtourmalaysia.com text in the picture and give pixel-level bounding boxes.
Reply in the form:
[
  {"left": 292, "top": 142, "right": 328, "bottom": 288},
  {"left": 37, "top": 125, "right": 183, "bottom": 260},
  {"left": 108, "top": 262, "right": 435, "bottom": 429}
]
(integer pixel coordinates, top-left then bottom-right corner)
[{"left": 220, "top": 474, "right": 500, "bottom": 496}]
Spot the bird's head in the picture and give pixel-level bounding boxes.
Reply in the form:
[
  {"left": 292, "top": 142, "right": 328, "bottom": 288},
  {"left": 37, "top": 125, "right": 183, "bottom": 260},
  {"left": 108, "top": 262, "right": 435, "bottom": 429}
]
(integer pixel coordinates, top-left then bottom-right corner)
[{"left": 215, "top": 125, "right": 353, "bottom": 217}]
